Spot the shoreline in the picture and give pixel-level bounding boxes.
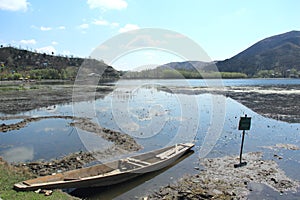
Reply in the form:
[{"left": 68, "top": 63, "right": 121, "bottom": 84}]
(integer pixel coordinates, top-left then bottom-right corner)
[
  {"left": 158, "top": 84, "right": 300, "bottom": 123},
  {"left": 0, "top": 79, "right": 300, "bottom": 199},
  {"left": 0, "top": 79, "right": 299, "bottom": 123},
  {"left": 145, "top": 152, "right": 300, "bottom": 199},
  {"left": 1, "top": 115, "right": 141, "bottom": 177}
]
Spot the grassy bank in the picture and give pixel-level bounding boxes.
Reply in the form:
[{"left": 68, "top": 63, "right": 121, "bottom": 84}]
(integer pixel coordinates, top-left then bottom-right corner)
[{"left": 0, "top": 157, "right": 76, "bottom": 200}]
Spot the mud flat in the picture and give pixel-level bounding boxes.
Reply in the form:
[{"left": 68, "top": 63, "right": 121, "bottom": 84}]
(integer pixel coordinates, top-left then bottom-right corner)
[
  {"left": 145, "top": 152, "right": 300, "bottom": 199},
  {"left": 0, "top": 81, "right": 114, "bottom": 114},
  {"left": 159, "top": 84, "right": 300, "bottom": 123},
  {"left": 1, "top": 81, "right": 299, "bottom": 122}
]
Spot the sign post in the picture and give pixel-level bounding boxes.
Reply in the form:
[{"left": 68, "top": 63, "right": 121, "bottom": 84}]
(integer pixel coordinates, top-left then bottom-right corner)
[{"left": 234, "top": 114, "right": 251, "bottom": 168}]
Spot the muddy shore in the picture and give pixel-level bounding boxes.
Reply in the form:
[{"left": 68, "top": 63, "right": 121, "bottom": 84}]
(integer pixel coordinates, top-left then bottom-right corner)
[
  {"left": 0, "top": 81, "right": 114, "bottom": 114},
  {"left": 145, "top": 152, "right": 300, "bottom": 200},
  {"left": 159, "top": 84, "right": 300, "bottom": 123},
  {"left": 1, "top": 81, "right": 299, "bottom": 123}
]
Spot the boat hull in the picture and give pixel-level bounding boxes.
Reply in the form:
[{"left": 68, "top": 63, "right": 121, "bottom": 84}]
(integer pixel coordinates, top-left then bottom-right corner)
[{"left": 14, "top": 143, "right": 194, "bottom": 191}]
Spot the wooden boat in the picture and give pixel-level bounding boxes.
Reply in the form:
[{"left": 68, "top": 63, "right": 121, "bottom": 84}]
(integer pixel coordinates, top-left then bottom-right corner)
[{"left": 14, "top": 143, "right": 194, "bottom": 191}]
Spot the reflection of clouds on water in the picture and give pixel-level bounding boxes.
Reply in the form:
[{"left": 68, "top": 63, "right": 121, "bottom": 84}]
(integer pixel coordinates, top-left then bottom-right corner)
[
  {"left": 1, "top": 146, "right": 34, "bottom": 162},
  {"left": 95, "top": 106, "right": 110, "bottom": 112},
  {"left": 43, "top": 127, "right": 70, "bottom": 132},
  {"left": 120, "top": 122, "right": 140, "bottom": 132},
  {"left": 44, "top": 127, "right": 56, "bottom": 132},
  {"left": 76, "top": 130, "right": 112, "bottom": 153},
  {"left": 112, "top": 88, "right": 168, "bottom": 138}
]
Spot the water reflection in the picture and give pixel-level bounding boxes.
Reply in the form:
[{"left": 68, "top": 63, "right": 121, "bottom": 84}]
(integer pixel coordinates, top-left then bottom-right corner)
[
  {"left": 0, "top": 119, "right": 86, "bottom": 162},
  {"left": 0, "top": 79, "right": 299, "bottom": 199},
  {"left": 1, "top": 146, "right": 33, "bottom": 162}
]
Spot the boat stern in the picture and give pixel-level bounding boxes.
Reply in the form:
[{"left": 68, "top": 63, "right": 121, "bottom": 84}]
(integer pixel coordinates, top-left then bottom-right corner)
[{"left": 180, "top": 143, "right": 194, "bottom": 149}]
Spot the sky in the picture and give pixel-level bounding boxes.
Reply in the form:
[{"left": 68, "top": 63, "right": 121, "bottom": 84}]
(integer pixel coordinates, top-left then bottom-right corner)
[{"left": 1, "top": 0, "right": 300, "bottom": 70}]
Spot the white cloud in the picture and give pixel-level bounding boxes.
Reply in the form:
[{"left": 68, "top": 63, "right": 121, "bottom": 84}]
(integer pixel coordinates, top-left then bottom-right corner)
[
  {"left": 111, "top": 22, "right": 119, "bottom": 28},
  {"left": 58, "top": 26, "right": 66, "bottom": 30},
  {"left": 87, "top": 0, "right": 127, "bottom": 10},
  {"left": 36, "top": 46, "right": 56, "bottom": 54},
  {"left": 93, "top": 19, "right": 109, "bottom": 26},
  {"left": 0, "top": 0, "right": 29, "bottom": 11},
  {"left": 118, "top": 24, "right": 140, "bottom": 33},
  {"left": 40, "top": 26, "right": 52, "bottom": 31},
  {"left": 51, "top": 41, "right": 58, "bottom": 45},
  {"left": 30, "top": 25, "right": 38, "bottom": 29},
  {"left": 92, "top": 18, "right": 119, "bottom": 28},
  {"left": 20, "top": 39, "right": 36, "bottom": 45},
  {"left": 78, "top": 23, "right": 89, "bottom": 29}
]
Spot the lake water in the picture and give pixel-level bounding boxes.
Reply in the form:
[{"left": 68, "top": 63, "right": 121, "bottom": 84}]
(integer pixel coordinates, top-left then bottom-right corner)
[{"left": 0, "top": 78, "right": 300, "bottom": 199}]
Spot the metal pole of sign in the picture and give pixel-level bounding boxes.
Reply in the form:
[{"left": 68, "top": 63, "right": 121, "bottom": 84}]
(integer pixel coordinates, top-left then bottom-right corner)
[
  {"left": 234, "top": 114, "right": 251, "bottom": 168},
  {"left": 239, "top": 129, "right": 246, "bottom": 164}
]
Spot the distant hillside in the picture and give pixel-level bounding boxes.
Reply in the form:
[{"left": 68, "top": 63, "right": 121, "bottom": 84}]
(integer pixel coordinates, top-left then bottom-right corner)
[
  {"left": 145, "top": 31, "right": 300, "bottom": 78},
  {"left": 122, "top": 60, "right": 247, "bottom": 79},
  {"left": 3, "top": 30, "right": 300, "bottom": 80},
  {"left": 0, "top": 47, "right": 120, "bottom": 81},
  {"left": 159, "top": 61, "right": 214, "bottom": 71},
  {"left": 216, "top": 30, "right": 300, "bottom": 77}
]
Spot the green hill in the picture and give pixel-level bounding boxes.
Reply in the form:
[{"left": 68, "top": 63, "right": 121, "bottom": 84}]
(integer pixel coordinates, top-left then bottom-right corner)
[
  {"left": 0, "top": 47, "right": 120, "bottom": 81},
  {"left": 216, "top": 30, "right": 300, "bottom": 77},
  {"left": 132, "top": 30, "right": 300, "bottom": 78},
  {"left": 2, "top": 30, "right": 300, "bottom": 80}
]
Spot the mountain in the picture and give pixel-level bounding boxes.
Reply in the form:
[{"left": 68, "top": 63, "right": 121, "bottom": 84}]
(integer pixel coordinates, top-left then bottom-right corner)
[
  {"left": 216, "top": 30, "right": 300, "bottom": 76},
  {"left": 0, "top": 47, "right": 120, "bottom": 81},
  {"left": 154, "top": 31, "right": 300, "bottom": 77},
  {"left": 159, "top": 61, "right": 214, "bottom": 71},
  {"left": 2, "top": 30, "right": 300, "bottom": 80}
]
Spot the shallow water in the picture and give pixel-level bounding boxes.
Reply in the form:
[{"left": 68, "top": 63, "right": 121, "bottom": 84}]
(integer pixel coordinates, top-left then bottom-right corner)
[
  {"left": 0, "top": 79, "right": 300, "bottom": 199},
  {"left": 0, "top": 118, "right": 84, "bottom": 162}
]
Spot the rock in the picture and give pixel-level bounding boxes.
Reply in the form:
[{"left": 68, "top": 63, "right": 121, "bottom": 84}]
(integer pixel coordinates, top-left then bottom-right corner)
[
  {"left": 274, "top": 154, "right": 283, "bottom": 159},
  {"left": 40, "top": 189, "right": 53, "bottom": 196},
  {"left": 212, "top": 189, "right": 223, "bottom": 195},
  {"left": 34, "top": 189, "right": 41, "bottom": 193},
  {"left": 192, "top": 178, "right": 201, "bottom": 183},
  {"left": 271, "top": 177, "right": 278, "bottom": 184}
]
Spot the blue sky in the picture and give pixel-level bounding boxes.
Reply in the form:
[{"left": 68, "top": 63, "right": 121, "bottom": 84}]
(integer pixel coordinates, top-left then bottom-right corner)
[{"left": 1, "top": 0, "right": 300, "bottom": 70}]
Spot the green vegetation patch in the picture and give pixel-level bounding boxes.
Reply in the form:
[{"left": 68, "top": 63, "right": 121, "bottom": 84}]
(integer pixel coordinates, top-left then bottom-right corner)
[
  {"left": 123, "top": 68, "right": 248, "bottom": 79},
  {"left": 0, "top": 157, "right": 75, "bottom": 200}
]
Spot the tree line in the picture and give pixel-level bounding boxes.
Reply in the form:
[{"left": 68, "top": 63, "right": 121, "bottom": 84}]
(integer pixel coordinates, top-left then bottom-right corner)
[
  {"left": 122, "top": 68, "right": 247, "bottom": 79},
  {"left": 0, "top": 67, "right": 78, "bottom": 81}
]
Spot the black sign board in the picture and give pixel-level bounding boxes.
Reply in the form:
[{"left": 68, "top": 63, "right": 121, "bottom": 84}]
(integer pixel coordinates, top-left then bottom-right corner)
[{"left": 238, "top": 116, "right": 251, "bottom": 130}]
